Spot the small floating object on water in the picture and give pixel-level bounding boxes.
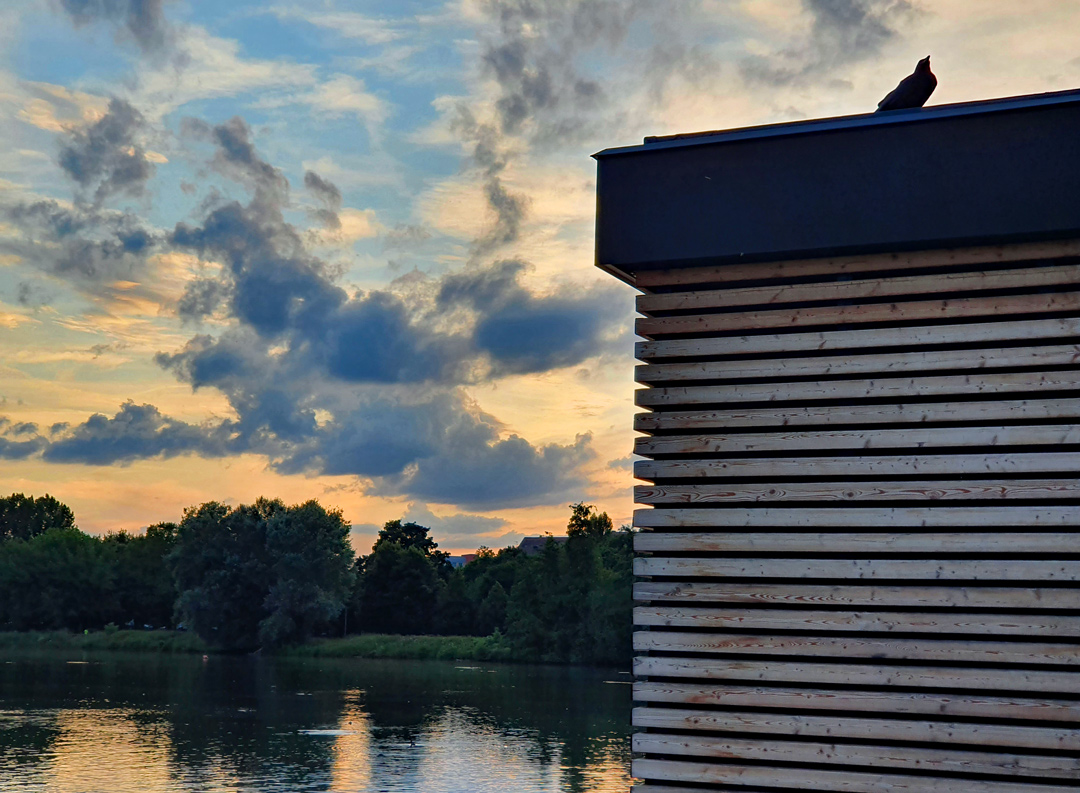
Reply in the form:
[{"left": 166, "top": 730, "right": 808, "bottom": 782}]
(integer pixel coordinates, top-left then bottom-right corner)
[
  {"left": 202, "top": 655, "right": 208, "bottom": 662},
  {"left": 300, "top": 729, "right": 356, "bottom": 736}
]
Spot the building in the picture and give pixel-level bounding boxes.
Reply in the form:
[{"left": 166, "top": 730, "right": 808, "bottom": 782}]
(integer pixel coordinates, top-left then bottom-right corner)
[
  {"left": 596, "top": 89, "right": 1080, "bottom": 791},
  {"left": 516, "top": 535, "right": 568, "bottom": 556}
]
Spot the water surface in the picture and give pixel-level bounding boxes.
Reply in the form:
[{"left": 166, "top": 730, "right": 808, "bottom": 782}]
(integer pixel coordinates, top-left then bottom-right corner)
[{"left": 0, "top": 650, "right": 631, "bottom": 792}]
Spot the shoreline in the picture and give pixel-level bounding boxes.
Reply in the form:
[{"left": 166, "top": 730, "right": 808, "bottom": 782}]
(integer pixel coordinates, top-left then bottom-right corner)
[{"left": 0, "top": 630, "right": 518, "bottom": 663}]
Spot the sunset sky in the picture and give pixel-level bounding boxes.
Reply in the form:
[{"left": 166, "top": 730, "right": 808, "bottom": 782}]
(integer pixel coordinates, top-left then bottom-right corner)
[{"left": 2, "top": 0, "right": 1080, "bottom": 553}]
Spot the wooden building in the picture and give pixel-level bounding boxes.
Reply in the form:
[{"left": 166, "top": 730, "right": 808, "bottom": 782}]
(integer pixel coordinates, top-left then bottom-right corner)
[{"left": 595, "top": 90, "right": 1080, "bottom": 792}]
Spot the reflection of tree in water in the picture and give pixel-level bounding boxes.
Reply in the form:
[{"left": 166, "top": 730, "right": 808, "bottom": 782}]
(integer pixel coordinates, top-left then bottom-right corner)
[
  {"left": 305, "top": 657, "right": 631, "bottom": 793},
  {"left": 1, "top": 652, "right": 629, "bottom": 792},
  {"left": 160, "top": 655, "right": 347, "bottom": 790},
  {"left": 0, "top": 712, "right": 61, "bottom": 771}
]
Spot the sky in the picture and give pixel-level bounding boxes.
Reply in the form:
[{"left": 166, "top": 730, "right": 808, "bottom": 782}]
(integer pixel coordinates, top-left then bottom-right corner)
[{"left": 2, "top": 0, "right": 1080, "bottom": 554}]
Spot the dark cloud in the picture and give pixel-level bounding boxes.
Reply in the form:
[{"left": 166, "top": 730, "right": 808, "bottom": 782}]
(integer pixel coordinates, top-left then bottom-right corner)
[
  {"left": 393, "top": 429, "right": 593, "bottom": 510},
  {"left": 439, "top": 259, "right": 628, "bottom": 375},
  {"left": 0, "top": 419, "right": 45, "bottom": 460},
  {"left": 741, "top": 0, "right": 917, "bottom": 86},
  {"left": 303, "top": 170, "right": 342, "bottom": 230},
  {"left": 479, "top": 0, "right": 646, "bottom": 145},
  {"left": 176, "top": 277, "right": 230, "bottom": 322},
  {"left": 56, "top": 0, "right": 177, "bottom": 59},
  {"left": 0, "top": 200, "right": 158, "bottom": 283},
  {"left": 58, "top": 98, "right": 154, "bottom": 206},
  {"left": 41, "top": 402, "right": 232, "bottom": 465}
]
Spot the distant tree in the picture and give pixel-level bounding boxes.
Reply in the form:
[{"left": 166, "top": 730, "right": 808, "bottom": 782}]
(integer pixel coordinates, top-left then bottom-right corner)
[
  {"left": 103, "top": 522, "right": 178, "bottom": 628},
  {"left": 356, "top": 543, "right": 442, "bottom": 634},
  {"left": 0, "top": 493, "right": 76, "bottom": 542},
  {"left": 169, "top": 498, "right": 354, "bottom": 650},
  {"left": 372, "top": 519, "right": 448, "bottom": 564},
  {"left": 566, "top": 503, "right": 613, "bottom": 539},
  {"left": 0, "top": 527, "right": 114, "bottom": 631}
]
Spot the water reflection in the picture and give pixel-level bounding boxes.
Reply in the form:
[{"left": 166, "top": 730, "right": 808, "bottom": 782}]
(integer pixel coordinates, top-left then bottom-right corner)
[{"left": 0, "top": 652, "right": 631, "bottom": 792}]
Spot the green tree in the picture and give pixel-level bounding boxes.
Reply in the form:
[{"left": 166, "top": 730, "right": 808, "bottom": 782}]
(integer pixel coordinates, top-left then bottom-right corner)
[
  {"left": 0, "top": 493, "right": 76, "bottom": 542},
  {"left": 169, "top": 498, "right": 354, "bottom": 650},
  {"left": 356, "top": 543, "right": 442, "bottom": 634},
  {"left": 0, "top": 527, "right": 114, "bottom": 631},
  {"left": 103, "top": 522, "right": 179, "bottom": 628},
  {"left": 566, "top": 502, "right": 613, "bottom": 539},
  {"left": 372, "top": 519, "right": 448, "bottom": 564}
]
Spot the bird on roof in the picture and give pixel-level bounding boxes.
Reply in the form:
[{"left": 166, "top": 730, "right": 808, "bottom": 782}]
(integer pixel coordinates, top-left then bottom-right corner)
[{"left": 876, "top": 56, "right": 937, "bottom": 112}]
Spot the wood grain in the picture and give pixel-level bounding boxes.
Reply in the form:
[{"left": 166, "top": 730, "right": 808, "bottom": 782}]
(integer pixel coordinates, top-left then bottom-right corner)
[
  {"left": 633, "top": 240, "right": 1080, "bottom": 289},
  {"left": 632, "top": 656, "right": 1080, "bottom": 693},
  {"left": 632, "top": 581, "right": 1080, "bottom": 609},
  {"left": 638, "top": 263, "right": 1080, "bottom": 314},
  {"left": 631, "top": 707, "right": 1080, "bottom": 752},
  {"left": 634, "top": 481, "right": 1080, "bottom": 503},
  {"left": 633, "top": 632, "right": 1080, "bottom": 665}
]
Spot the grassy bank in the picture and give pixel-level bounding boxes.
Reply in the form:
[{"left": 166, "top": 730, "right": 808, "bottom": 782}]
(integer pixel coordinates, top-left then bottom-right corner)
[
  {"left": 282, "top": 633, "right": 513, "bottom": 662},
  {"left": 0, "top": 629, "right": 209, "bottom": 654},
  {"left": 0, "top": 630, "right": 513, "bottom": 662}
]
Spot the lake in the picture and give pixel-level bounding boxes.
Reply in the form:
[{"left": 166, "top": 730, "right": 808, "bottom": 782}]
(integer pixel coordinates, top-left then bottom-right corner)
[{"left": 0, "top": 650, "right": 632, "bottom": 792}]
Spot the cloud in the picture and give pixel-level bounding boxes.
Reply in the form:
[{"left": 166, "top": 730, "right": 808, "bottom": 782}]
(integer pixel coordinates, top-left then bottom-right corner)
[
  {"left": 741, "top": 0, "right": 917, "bottom": 86},
  {"left": 56, "top": 0, "right": 176, "bottom": 59},
  {"left": 252, "top": 74, "right": 389, "bottom": 134},
  {"left": 58, "top": 97, "right": 155, "bottom": 206},
  {"left": 438, "top": 258, "right": 627, "bottom": 375},
  {"left": 0, "top": 200, "right": 157, "bottom": 284},
  {"left": 401, "top": 502, "right": 508, "bottom": 537},
  {"left": 304, "top": 170, "right": 342, "bottom": 230},
  {"left": 39, "top": 401, "right": 232, "bottom": 465}
]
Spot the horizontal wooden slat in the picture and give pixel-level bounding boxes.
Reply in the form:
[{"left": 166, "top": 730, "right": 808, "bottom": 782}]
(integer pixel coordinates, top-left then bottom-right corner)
[
  {"left": 633, "top": 733, "right": 1080, "bottom": 780},
  {"left": 636, "top": 453, "right": 1080, "bottom": 480},
  {"left": 632, "top": 758, "right": 1080, "bottom": 793},
  {"left": 638, "top": 263, "right": 1080, "bottom": 315},
  {"left": 634, "top": 607, "right": 1080, "bottom": 638},
  {"left": 636, "top": 425, "right": 1080, "bottom": 456},
  {"left": 634, "top": 531, "right": 1080, "bottom": 554},
  {"left": 634, "top": 681, "right": 1080, "bottom": 720},
  {"left": 635, "top": 317, "right": 1080, "bottom": 361},
  {"left": 633, "top": 240, "right": 1080, "bottom": 290},
  {"left": 634, "top": 632, "right": 1080, "bottom": 666},
  {"left": 637, "top": 291, "right": 1080, "bottom": 338},
  {"left": 632, "top": 708, "right": 1080, "bottom": 752},
  {"left": 636, "top": 370, "right": 1080, "bottom": 407},
  {"left": 634, "top": 656, "right": 1080, "bottom": 693},
  {"left": 633, "top": 581, "right": 1080, "bottom": 610},
  {"left": 633, "top": 507, "right": 1080, "bottom": 529},
  {"left": 636, "top": 345, "right": 1080, "bottom": 384},
  {"left": 634, "top": 397, "right": 1080, "bottom": 431},
  {"left": 635, "top": 557, "right": 1080, "bottom": 582},
  {"left": 634, "top": 481, "right": 1080, "bottom": 503}
]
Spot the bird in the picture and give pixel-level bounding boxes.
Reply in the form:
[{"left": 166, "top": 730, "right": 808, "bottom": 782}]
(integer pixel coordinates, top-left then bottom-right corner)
[{"left": 876, "top": 56, "right": 937, "bottom": 112}]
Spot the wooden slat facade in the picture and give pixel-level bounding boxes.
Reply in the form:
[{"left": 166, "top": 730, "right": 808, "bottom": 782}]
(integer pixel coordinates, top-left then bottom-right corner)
[{"left": 626, "top": 239, "right": 1080, "bottom": 791}]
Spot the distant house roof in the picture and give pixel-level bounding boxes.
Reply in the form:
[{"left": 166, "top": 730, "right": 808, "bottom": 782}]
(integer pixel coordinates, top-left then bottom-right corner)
[{"left": 518, "top": 535, "right": 568, "bottom": 556}]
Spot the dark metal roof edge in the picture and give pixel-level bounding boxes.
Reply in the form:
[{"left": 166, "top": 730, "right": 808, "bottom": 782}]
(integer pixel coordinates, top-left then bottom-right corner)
[{"left": 592, "top": 87, "right": 1080, "bottom": 159}]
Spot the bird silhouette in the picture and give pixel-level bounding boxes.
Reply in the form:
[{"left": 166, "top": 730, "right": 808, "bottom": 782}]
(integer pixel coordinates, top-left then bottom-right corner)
[{"left": 876, "top": 56, "right": 937, "bottom": 112}]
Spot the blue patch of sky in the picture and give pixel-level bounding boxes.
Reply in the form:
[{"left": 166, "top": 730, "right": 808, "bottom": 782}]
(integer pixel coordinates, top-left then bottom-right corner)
[
  {"left": 211, "top": 10, "right": 337, "bottom": 70},
  {"left": 8, "top": 8, "right": 134, "bottom": 91}
]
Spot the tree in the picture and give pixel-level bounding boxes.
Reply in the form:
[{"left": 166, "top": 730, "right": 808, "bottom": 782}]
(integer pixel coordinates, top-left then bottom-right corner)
[
  {"left": 372, "top": 519, "right": 447, "bottom": 563},
  {"left": 168, "top": 498, "right": 354, "bottom": 650},
  {"left": 103, "top": 522, "right": 179, "bottom": 629},
  {"left": 566, "top": 503, "right": 613, "bottom": 539},
  {"left": 356, "top": 543, "right": 442, "bottom": 634},
  {"left": 0, "top": 527, "right": 114, "bottom": 631},
  {"left": 0, "top": 493, "right": 76, "bottom": 542}
]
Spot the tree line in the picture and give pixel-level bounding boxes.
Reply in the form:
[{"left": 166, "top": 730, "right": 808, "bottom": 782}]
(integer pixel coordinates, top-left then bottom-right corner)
[{"left": 0, "top": 494, "right": 632, "bottom": 665}]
